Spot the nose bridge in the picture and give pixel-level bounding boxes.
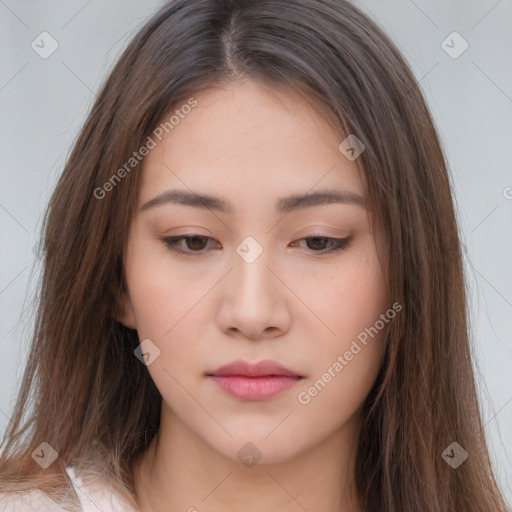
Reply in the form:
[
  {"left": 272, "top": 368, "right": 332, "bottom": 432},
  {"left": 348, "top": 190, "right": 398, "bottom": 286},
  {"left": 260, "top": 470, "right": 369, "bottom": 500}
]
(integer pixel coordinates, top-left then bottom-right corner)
[
  {"left": 216, "top": 234, "right": 289, "bottom": 339},
  {"left": 232, "top": 234, "right": 274, "bottom": 302}
]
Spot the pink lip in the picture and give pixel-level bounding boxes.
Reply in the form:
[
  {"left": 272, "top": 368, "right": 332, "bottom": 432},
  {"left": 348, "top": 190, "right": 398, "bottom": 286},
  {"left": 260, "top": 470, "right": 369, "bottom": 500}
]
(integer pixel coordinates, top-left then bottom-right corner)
[{"left": 207, "top": 360, "right": 304, "bottom": 400}]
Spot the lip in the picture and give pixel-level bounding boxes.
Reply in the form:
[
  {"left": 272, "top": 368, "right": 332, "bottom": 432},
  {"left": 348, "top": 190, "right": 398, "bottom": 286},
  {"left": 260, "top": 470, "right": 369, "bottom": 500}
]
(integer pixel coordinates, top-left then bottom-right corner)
[
  {"left": 206, "top": 359, "right": 304, "bottom": 400},
  {"left": 208, "top": 359, "right": 302, "bottom": 378}
]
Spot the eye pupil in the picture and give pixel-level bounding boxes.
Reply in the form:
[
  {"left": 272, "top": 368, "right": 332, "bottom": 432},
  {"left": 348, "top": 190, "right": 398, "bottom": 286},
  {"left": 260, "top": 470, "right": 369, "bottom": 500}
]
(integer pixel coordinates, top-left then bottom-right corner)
[
  {"left": 307, "top": 237, "right": 328, "bottom": 250},
  {"left": 187, "top": 236, "right": 208, "bottom": 250}
]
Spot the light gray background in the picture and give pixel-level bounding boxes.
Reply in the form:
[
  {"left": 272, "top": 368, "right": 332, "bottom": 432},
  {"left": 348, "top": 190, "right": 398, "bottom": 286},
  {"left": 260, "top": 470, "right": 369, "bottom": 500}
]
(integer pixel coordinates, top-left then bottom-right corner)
[{"left": 1, "top": 0, "right": 511, "bottom": 503}]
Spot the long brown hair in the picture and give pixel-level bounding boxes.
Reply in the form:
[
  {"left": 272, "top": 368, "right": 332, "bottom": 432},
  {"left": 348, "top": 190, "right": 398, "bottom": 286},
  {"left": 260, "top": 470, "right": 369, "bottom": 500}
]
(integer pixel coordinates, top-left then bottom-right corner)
[{"left": 0, "top": 1, "right": 509, "bottom": 510}]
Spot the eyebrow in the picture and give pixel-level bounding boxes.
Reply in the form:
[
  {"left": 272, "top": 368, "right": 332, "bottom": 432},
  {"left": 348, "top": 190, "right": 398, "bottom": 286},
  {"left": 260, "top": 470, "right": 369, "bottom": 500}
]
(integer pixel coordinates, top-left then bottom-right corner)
[{"left": 140, "top": 188, "right": 366, "bottom": 214}]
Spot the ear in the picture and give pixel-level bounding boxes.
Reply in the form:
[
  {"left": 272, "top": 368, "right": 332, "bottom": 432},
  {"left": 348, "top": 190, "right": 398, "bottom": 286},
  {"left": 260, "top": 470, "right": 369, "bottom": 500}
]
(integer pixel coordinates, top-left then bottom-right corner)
[{"left": 114, "top": 291, "right": 137, "bottom": 329}]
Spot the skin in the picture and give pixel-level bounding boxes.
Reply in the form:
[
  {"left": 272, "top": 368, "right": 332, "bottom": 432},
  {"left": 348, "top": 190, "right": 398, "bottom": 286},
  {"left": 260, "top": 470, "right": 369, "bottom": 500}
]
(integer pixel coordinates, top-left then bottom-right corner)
[{"left": 118, "top": 79, "right": 390, "bottom": 512}]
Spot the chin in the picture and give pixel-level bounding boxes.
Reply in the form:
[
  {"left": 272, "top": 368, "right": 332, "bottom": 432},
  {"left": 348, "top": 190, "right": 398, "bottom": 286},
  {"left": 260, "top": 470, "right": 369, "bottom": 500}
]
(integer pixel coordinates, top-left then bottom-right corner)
[{"left": 207, "top": 432, "right": 307, "bottom": 467}]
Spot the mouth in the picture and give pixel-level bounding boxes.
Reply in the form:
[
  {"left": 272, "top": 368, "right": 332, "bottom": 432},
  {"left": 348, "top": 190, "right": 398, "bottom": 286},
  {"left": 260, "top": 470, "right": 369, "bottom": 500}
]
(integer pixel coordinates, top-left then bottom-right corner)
[{"left": 206, "top": 359, "right": 304, "bottom": 400}]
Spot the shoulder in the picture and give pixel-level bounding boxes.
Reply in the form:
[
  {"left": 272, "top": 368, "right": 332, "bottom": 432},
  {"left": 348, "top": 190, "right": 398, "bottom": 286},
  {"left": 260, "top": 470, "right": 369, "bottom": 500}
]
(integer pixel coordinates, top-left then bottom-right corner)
[
  {"left": 0, "top": 466, "right": 137, "bottom": 512},
  {"left": 0, "top": 489, "right": 70, "bottom": 511},
  {"left": 65, "top": 465, "right": 138, "bottom": 512}
]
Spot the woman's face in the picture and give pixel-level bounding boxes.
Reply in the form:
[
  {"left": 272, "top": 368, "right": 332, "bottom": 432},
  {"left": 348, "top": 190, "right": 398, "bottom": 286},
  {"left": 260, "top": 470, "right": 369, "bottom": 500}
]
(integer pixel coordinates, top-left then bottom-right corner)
[{"left": 120, "top": 79, "right": 390, "bottom": 464}]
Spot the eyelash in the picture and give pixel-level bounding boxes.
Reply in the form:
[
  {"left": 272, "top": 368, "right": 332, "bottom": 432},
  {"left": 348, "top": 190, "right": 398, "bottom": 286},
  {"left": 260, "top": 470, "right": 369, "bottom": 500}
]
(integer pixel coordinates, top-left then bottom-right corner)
[{"left": 160, "top": 235, "right": 351, "bottom": 256}]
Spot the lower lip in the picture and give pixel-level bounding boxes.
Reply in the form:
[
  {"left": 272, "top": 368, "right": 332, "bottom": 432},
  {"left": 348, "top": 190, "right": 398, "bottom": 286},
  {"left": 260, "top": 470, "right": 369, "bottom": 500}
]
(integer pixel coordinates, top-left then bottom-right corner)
[{"left": 208, "top": 375, "right": 302, "bottom": 400}]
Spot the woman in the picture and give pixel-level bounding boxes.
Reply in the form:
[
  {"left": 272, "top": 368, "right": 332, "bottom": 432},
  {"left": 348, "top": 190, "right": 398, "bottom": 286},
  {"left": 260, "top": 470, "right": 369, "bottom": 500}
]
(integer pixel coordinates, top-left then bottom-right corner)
[{"left": 0, "top": 0, "right": 509, "bottom": 511}]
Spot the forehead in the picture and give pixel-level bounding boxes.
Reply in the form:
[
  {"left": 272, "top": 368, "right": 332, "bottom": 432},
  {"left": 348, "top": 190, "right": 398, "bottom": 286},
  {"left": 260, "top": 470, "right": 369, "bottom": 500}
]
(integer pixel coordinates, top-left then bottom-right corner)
[{"left": 139, "top": 80, "right": 363, "bottom": 207}]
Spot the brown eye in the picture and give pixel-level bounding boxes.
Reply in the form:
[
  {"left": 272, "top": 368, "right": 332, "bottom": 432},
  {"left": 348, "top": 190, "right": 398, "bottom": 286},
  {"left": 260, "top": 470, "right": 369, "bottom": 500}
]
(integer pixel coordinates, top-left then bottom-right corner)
[
  {"left": 184, "top": 235, "right": 209, "bottom": 250},
  {"left": 294, "top": 236, "right": 352, "bottom": 254},
  {"left": 161, "top": 235, "right": 219, "bottom": 255},
  {"left": 305, "top": 237, "right": 329, "bottom": 250}
]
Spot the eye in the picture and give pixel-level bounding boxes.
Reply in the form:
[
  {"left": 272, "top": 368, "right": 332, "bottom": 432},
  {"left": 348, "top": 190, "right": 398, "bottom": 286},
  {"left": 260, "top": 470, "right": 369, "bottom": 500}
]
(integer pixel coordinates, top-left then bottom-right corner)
[
  {"left": 161, "top": 234, "right": 351, "bottom": 256},
  {"left": 292, "top": 236, "right": 352, "bottom": 254},
  {"left": 161, "top": 235, "right": 220, "bottom": 255}
]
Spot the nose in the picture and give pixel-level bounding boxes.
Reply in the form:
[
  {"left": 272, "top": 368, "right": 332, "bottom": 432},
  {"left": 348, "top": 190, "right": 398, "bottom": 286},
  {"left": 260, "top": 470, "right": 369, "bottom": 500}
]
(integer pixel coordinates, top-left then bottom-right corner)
[{"left": 216, "top": 244, "right": 292, "bottom": 341}]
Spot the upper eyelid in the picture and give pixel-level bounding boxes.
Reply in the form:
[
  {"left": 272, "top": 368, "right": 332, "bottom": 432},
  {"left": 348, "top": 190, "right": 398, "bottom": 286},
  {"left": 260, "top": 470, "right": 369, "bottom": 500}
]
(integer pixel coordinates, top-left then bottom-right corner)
[{"left": 162, "top": 234, "right": 346, "bottom": 243}]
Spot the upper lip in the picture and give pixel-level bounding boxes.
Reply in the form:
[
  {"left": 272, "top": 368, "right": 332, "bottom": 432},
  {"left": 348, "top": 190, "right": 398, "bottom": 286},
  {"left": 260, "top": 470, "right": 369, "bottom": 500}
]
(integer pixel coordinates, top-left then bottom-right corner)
[{"left": 207, "top": 359, "right": 302, "bottom": 378}]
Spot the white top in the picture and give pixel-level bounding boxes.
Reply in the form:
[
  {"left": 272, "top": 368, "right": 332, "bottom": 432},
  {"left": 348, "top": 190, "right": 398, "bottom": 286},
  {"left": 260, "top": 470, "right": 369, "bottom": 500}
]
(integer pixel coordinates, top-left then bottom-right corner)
[{"left": 0, "top": 466, "right": 138, "bottom": 512}]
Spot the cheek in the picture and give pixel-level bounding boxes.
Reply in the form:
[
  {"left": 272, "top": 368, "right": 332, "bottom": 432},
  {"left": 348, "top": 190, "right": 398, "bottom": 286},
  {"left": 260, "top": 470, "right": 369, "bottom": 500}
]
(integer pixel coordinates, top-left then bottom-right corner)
[
  {"left": 295, "top": 300, "right": 388, "bottom": 438},
  {"left": 295, "top": 337, "right": 384, "bottom": 448},
  {"left": 124, "top": 234, "right": 206, "bottom": 350},
  {"left": 293, "top": 236, "right": 388, "bottom": 345},
  {"left": 124, "top": 233, "right": 230, "bottom": 398},
  {"left": 294, "top": 238, "right": 388, "bottom": 406}
]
